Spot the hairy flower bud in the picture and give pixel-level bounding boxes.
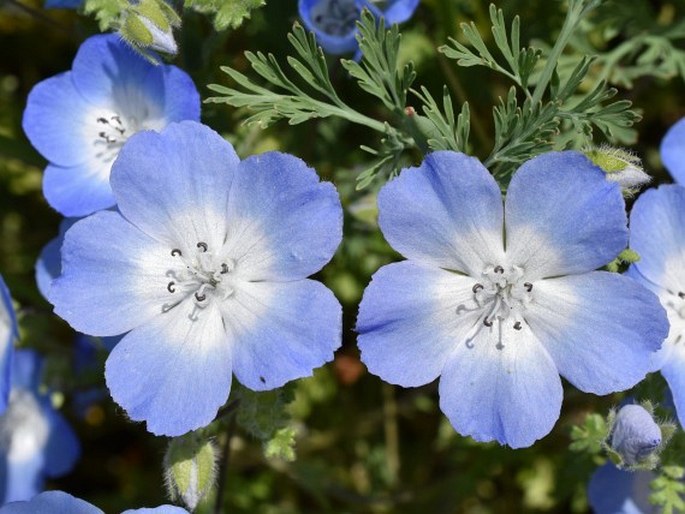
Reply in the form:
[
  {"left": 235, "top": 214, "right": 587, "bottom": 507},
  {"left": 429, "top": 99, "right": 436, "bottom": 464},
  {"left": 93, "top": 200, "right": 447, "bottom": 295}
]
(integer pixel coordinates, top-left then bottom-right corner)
[
  {"left": 610, "top": 404, "right": 661, "bottom": 467},
  {"left": 164, "top": 434, "right": 218, "bottom": 511},
  {"left": 585, "top": 146, "right": 650, "bottom": 196},
  {"left": 119, "top": 0, "right": 181, "bottom": 55}
]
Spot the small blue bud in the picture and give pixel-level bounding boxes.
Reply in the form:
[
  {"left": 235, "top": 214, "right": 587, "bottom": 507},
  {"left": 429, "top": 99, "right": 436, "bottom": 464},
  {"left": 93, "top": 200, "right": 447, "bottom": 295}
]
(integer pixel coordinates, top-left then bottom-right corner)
[{"left": 610, "top": 404, "right": 661, "bottom": 466}]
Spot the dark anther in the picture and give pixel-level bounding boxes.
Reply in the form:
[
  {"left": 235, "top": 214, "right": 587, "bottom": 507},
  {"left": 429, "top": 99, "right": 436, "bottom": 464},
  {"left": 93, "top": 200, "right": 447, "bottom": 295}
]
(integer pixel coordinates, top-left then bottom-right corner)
[
  {"left": 97, "top": 117, "right": 108, "bottom": 124},
  {"left": 259, "top": 376, "right": 266, "bottom": 384},
  {"left": 220, "top": 263, "right": 230, "bottom": 274},
  {"left": 513, "top": 321, "right": 522, "bottom": 330},
  {"left": 483, "top": 318, "right": 493, "bottom": 327},
  {"left": 197, "top": 242, "right": 208, "bottom": 252},
  {"left": 171, "top": 249, "right": 182, "bottom": 257},
  {"left": 472, "top": 283, "right": 484, "bottom": 293},
  {"left": 524, "top": 282, "right": 533, "bottom": 292},
  {"left": 195, "top": 292, "right": 206, "bottom": 302},
  {"left": 679, "top": 292, "right": 685, "bottom": 299},
  {"left": 111, "top": 115, "right": 121, "bottom": 124},
  {"left": 494, "top": 265, "right": 504, "bottom": 274},
  {"left": 167, "top": 281, "right": 176, "bottom": 293}
]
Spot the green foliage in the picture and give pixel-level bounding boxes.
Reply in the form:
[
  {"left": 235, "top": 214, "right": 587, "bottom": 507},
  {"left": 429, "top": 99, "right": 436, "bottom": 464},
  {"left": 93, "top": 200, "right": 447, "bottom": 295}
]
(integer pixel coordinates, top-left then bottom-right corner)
[
  {"left": 83, "top": 0, "right": 126, "bottom": 31},
  {"left": 569, "top": 413, "right": 607, "bottom": 455},
  {"left": 263, "top": 426, "right": 297, "bottom": 462},
  {"left": 651, "top": 466, "right": 685, "bottom": 514},
  {"left": 184, "top": 0, "right": 265, "bottom": 32},
  {"left": 605, "top": 248, "right": 642, "bottom": 273}
]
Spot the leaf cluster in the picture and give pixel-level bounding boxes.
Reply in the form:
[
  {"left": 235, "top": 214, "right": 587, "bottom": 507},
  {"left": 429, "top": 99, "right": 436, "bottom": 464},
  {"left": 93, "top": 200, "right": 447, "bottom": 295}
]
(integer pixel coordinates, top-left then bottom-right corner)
[
  {"left": 185, "top": 0, "right": 264, "bottom": 32},
  {"left": 652, "top": 466, "right": 685, "bottom": 514}
]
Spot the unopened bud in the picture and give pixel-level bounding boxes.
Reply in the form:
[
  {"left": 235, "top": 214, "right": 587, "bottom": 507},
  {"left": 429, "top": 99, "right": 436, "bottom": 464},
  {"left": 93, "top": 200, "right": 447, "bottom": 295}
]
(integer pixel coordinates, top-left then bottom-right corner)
[
  {"left": 585, "top": 146, "right": 650, "bottom": 196},
  {"left": 164, "top": 433, "right": 218, "bottom": 511},
  {"left": 610, "top": 404, "right": 661, "bottom": 467}
]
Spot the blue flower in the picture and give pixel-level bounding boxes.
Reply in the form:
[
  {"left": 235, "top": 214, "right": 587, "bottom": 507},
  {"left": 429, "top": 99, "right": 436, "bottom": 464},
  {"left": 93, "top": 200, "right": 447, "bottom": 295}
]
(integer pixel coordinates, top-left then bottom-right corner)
[
  {"left": 661, "top": 117, "right": 685, "bottom": 184},
  {"left": 35, "top": 218, "right": 78, "bottom": 301},
  {"left": 0, "top": 490, "right": 189, "bottom": 513},
  {"left": 0, "top": 350, "right": 80, "bottom": 503},
  {"left": 22, "top": 34, "right": 200, "bottom": 217},
  {"left": 588, "top": 463, "right": 656, "bottom": 514},
  {"left": 43, "top": 0, "right": 82, "bottom": 8},
  {"left": 356, "top": 151, "right": 668, "bottom": 448},
  {"left": 49, "top": 121, "right": 343, "bottom": 436},
  {"left": 610, "top": 404, "right": 662, "bottom": 467},
  {"left": 0, "top": 277, "right": 18, "bottom": 414},
  {"left": 299, "top": 0, "right": 419, "bottom": 55},
  {"left": 626, "top": 184, "right": 685, "bottom": 428}
]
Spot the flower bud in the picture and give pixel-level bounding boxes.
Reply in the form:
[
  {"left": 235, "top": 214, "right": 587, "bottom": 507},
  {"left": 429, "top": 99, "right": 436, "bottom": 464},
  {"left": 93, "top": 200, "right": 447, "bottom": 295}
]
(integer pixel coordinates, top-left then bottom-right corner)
[
  {"left": 585, "top": 146, "right": 650, "bottom": 196},
  {"left": 610, "top": 404, "right": 661, "bottom": 467},
  {"left": 164, "top": 434, "right": 218, "bottom": 511},
  {"left": 119, "top": 0, "right": 180, "bottom": 56}
]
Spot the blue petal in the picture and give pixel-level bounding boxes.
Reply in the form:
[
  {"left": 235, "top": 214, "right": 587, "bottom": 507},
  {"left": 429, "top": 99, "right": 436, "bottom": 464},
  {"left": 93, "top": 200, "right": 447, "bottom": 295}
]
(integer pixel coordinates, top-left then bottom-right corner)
[
  {"left": 44, "top": 0, "right": 82, "bottom": 8},
  {"left": 50, "top": 211, "right": 175, "bottom": 336},
  {"left": 0, "top": 453, "right": 44, "bottom": 504},
  {"left": 0, "top": 491, "right": 101, "bottom": 514},
  {"left": 229, "top": 279, "right": 341, "bottom": 391},
  {"left": 226, "top": 151, "right": 342, "bottom": 281},
  {"left": 22, "top": 72, "right": 92, "bottom": 167},
  {"left": 35, "top": 218, "right": 78, "bottom": 301},
  {"left": 110, "top": 122, "right": 239, "bottom": 251},
  {"left": 525, "top": 272, "right": 667, "bottom": 395},
  {"left": 505, "top": 151, "right": 627, "bottom": 279},
  {"left": 383, "top": 0, "right": 419, "bottom": 24},
  {"left": 43, "top": 162, "right": 115, "bottom": 216},
  {"left": 11, "top": 350, "right": 41, "bottom": 392},
  {"left": 0, "top": 276, "right": 17, "bottom": 412},
  {"left": 438, "top": 322, "right": 562, "bottom": 448},
  {"left": 378, "top": 151, "right": 504, "bottom": 275},
  {"left": 661, "top": 117, "right": 685, "bottom": 185},
  {"left": 588, "top": 463, "right": 655, "bottom": 514},
  {"left": 661, "top": 352, "right": 685, "bottom": 428},
  {"left": 628, "top": 185, "right": 685, "bottom": 293},
  {"left": 122, "top": 507, "right": 189, "bottom": 514},
  {"left": 357, "top": 261, "right": 476, "bottom": 387},
  {"left": 298, "top": 0, "right": 363, "bottom": 55},
  {"left": 105, "top": 301, "right": 232, "bottom": 436},
  {"left": 43, "top": 407, "right": 80, "bottom": 477}
]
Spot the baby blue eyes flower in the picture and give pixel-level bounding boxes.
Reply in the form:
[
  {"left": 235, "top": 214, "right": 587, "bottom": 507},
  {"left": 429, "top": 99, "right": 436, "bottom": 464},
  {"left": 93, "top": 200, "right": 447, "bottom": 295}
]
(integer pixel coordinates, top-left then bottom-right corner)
[
  {"left": 0, "top": 490, "right": 189, "bottom": 513},
  {"left": 357, "top": 150, "right": 668, "bottom": 448},
  {"left": 588, "top": 463, "right": 655, "bottom": 514},
  {"left": 610, "top": 405, "right": 662, "bottom": 467},
  {"left": 0, "top": 276, "right": 18, "bottom": 414},
  {"left": 626, "top": 184, "right": 685, "bottom": 428},
  {"left": 49, "top": 121, "right": 343, "bottom": 436},
  {"left": 22, "top": 34, "right": 200, "bottom": 217},
  {"left": 0, "top": 350, "right": 80, "bottom": 503},
  {"left": 299, "top": 0, "right": 419, "bottom": 55}
]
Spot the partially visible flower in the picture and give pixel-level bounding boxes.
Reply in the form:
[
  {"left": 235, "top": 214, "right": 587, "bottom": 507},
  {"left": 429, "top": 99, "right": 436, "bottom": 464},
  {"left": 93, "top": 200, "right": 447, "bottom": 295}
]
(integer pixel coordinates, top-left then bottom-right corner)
[
  {"left": 50, "top": 121, "right": 343, "bottom": 436},
  {"left": 357, "top": 151, "right": 667, "bottom": 448},
  {"left": 0, "top": 490, "right": 189, "bottom": 513},
  {"left": 22, "top": 34, "right": 200, "bottom": 217},
  {"left": 0, "top": 277, "right": 18, "bottom": 414},
  {"left": 585, "top": 145, "right": 650, "bottom": 196},
  {"left": 627, "top": 185, "right": 685, "bottom": 427},
  {"left": 0, "top": 350, "right": 80, "bottom": 503},
  {"left": 43, "top": 0, "right": 82, "bottom": 8},
  {"left": 299, "top": 0, "right": 419, "bottom": 55},
  {"left": 610, "top": 404, "right": 662, "bottom": 467},
  {"left": 35, "top": 218, "right": 77, "bottom": 301},
  {"left": 660, "top": 117, "right": 685, "bottom": 184},
  {"left": 588, "top": 463, "right": 656, "bottom": 514}
]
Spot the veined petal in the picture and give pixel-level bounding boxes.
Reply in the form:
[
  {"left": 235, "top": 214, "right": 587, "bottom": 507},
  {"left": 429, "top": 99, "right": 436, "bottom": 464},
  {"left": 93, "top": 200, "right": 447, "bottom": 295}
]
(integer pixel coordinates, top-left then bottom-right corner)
[
  {"left": 43, "top": 162, "right": 115, "bottom": 216},
  {"left": 50, "top": 211, "right": 178, "bottom": 336},
  {"left": 226, "top": 152, "right": 342, "bottom": 281},
  {"left": 438, "top": 323, "right": 562, "bottom": 448},
  {"left": 110, "top": 122, "right": 239, "bottom": 251},
  {"left": 629, "top": 185, "right": 685, "bottom": 293},
  {"left": 22, "top": 73, "right": 93, "bottom": 167},
  {"left": 357, "top": 261, "right": 476, "bottom": 387},
  {"left": 525, "top": 272, "right": 667, "bottom": 394},
  {"left": 378, "top": 151, "right": 504, "bottom": 275},
  {"left": 105, "top": 301, "right": 231, "bottom": 436},
  {"left": 227, "top": 279, "right": 341, "bottom": 390},
  {"left": 0, "top": 491, "right": 102, "bottom": 514},
  {"left": 505, "top": 151, "right": 627, "bottom": 279},
  {"left": 661, "top": 351, "right": 685, "bottom": 428},
  {"left": 661, "top": 117, "right": 685, "bottom": 185}
]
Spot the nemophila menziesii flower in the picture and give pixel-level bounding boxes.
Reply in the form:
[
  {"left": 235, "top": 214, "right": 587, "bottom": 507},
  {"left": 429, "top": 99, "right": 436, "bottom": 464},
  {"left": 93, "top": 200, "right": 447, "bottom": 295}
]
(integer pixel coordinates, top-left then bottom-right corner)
[
  {"left": 0, "top": 276, "right": 18, "bottom": 414},
  {"left": 299, "top": 0, "right": 419, "bottom": 55},
  {"left": 357, "top": 151, "right": 668, "bottom": 448},
  {"left": 49, "top": 121, "right": 343, "bottom": 436},
  {"left": 588, "top": 463, "right": 656, "bottom": 514},
  {"left": 22, "top": 34, "right": 200, "bottom": 217},
  {"left": 0, "top": 350, "right": 80, "bottom": 503},
  {"left": 610, "top": 404, "right": 662, "bottom": 467},
  {"left": 626, "top": 185, "right": 685, "bottom": 428},
  {"left": 0, "top": 490, "right": 189, "bottom": 514}
]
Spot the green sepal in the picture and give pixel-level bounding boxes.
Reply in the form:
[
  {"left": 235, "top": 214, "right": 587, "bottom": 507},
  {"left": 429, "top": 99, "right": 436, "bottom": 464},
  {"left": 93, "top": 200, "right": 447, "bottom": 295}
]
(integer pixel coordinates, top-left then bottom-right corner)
[{"left": 164, "top": 432, "right": 218, "bottom": 511}]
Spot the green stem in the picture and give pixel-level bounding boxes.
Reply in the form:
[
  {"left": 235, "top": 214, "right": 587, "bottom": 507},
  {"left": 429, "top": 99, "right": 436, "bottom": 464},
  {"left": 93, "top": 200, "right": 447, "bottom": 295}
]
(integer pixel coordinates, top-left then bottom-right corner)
[{"left": 213, "top": 411, "right": 237, "bottom": 514}]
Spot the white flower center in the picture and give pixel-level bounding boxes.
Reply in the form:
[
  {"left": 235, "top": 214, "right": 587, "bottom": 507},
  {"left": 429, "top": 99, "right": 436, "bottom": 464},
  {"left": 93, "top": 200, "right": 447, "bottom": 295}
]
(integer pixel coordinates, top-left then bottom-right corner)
[
  {"left": 0, "top": 389, "right": 49, "bottom": 462},
  {"left": 663, "top": 289, "right": 685, "bottom": 345},
  {"left": 92, "top": 113, "right": 137, "bottom": 165},
  {"left": 457, "top": 264, "right": 534, "bottom": 349},
  {"left": 163, "top": 241, "right": 236, "bottom": 321},
  {"left": 310, "top": 0, "right": 359, "bottom": 36}
]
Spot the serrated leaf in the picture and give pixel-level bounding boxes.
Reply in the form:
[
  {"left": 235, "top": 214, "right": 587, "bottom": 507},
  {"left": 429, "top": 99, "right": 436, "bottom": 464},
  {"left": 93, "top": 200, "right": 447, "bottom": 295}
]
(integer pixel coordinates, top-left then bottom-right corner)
[{"left": 185, "top": 0, "right": 264, "bottom": 31}]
